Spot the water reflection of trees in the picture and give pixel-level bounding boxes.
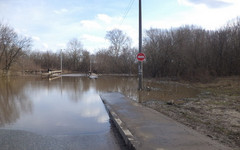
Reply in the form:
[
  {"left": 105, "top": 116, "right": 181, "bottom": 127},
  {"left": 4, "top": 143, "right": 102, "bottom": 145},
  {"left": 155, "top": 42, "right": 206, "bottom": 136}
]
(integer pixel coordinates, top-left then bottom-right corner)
[
  {"left": 62, "top": 76, "right": 139, "bottom": 101},
  {"left": 0, "top": 76, "right": 199, "bottom": 128},
  {"left": 36, "top": 76, "right": 199, "bottom": 103},
  {"left": 34, "top": 77, "right": 91, "bottom": 102},
  {"left": 63, "top": 77, "right": 90, "bottom": 102},
  {"left": 95, "top": 76, "right": 139, "bottom": 100},
  {"left": 38, "top": 76, "right": 138, "bottom": 102},
  {"left": 94, "top": 77, "right": 199, "bottom": 102},
  {"left": 0, "top": 77, "right": 32, "bottom": 127}
]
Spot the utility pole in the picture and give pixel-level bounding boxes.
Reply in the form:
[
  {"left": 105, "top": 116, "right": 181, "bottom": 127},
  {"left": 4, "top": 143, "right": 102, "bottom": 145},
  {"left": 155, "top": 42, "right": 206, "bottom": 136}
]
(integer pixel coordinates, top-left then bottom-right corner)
[
  {"left": 61, "top": 49, "right": 62, "bottom": 73},
  {"left": 138, "top": 0, "right": 143, "bottom": 90}
]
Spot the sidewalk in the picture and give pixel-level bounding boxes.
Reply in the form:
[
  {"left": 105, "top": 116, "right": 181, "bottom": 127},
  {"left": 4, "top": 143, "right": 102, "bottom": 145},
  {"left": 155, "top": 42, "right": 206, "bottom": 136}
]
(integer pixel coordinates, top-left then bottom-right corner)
[{"left": 100, "top": 92, "right": 232, "bottom": 150}]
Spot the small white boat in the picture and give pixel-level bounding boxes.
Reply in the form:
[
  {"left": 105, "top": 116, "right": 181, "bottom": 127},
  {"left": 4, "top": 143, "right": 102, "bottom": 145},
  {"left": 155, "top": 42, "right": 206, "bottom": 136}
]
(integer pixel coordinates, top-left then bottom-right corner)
[{"left": 88, "top": 73, "right": 98, "bottom": 79}]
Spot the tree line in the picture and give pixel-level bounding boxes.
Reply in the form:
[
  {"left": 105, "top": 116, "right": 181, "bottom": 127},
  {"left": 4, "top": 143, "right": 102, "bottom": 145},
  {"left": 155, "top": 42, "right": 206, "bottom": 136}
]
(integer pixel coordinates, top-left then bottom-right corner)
[
  {"left": 1, "top": 17, "right": 240, "bottom": 80},
  {"left": 144, "top": 17, "right": 240, "bottom": 80},
  {"left": 29, "top": 38, "right": 90, "bottom": 73}
]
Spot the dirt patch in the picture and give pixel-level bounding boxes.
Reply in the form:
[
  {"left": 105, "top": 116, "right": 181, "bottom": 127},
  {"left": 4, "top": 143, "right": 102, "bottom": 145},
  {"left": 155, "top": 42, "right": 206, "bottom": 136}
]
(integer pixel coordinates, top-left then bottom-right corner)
[{"left": 142, "top": 77, "right": 240, "bottom": 150}]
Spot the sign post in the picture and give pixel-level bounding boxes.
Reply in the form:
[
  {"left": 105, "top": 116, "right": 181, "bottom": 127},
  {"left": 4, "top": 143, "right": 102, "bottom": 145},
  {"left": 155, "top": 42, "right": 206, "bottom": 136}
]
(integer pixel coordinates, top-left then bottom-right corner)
[
  {"left": 137, "top": 52, "right": 145, "bottom": 91},
  {"left": 138, "top": 0, "right": 143, "bottom": 90}
]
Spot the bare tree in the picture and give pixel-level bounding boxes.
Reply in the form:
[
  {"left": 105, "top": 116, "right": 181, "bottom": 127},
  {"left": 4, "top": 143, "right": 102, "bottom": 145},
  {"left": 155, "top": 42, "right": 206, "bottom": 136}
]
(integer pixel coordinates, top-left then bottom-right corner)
[
  {"left": 79, "top": 50, "right": 90, "bottom": 73},
  {"left": 105, "top": 29, "right": 131, "bottom": 57},
  {"left": 0, "top": 23, "right": 31, "bottom": 75},
  {"left": 66, "top": 38, "right": 83, "bottom": 71}
]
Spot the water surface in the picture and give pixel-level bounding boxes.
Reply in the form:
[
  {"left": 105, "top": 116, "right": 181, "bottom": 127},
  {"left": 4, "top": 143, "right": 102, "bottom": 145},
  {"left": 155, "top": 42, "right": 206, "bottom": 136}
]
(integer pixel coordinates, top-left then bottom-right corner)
[
  {"left": 0, "top": 75, "right": 199, "bottom": 149},
  {"left": 0, "top": 76, "right": 125, "bottom": 150}
]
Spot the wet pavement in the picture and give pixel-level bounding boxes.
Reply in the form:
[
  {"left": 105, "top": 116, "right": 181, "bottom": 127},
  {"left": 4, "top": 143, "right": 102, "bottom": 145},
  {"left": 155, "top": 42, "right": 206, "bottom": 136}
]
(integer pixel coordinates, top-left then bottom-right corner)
[
  {"left": 0, "top": 127, "right": 125, "bottom": 150},
  {"left": 101, "top": 92, "right": 232, "bottom": 150}
]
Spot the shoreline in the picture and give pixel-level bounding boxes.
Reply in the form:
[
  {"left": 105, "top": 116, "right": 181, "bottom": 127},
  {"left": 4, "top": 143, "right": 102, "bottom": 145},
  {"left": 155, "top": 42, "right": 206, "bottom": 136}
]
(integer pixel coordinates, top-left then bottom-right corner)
[{"left": 141, "top": 76, "right": 240, "bottom": 150}]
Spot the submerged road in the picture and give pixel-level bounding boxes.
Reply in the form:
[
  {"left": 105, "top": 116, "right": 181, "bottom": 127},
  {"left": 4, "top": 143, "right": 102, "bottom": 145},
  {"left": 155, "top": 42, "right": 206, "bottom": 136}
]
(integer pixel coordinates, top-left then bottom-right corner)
[
  {"left": 0, "top": 76, "right": 128, "bottom": 150},
  {"left": 101, "top": 92, "right": 232, "bottom": 150},
  {"left": 0, "top": 124, "right": 127, "bottom": 150}
]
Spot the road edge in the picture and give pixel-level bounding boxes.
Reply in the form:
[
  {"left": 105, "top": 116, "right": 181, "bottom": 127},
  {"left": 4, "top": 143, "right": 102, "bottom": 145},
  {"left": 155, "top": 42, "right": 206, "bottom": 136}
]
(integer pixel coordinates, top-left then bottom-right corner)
[{"left": 100, "top": 95, "right": 139, "bottom": 150}]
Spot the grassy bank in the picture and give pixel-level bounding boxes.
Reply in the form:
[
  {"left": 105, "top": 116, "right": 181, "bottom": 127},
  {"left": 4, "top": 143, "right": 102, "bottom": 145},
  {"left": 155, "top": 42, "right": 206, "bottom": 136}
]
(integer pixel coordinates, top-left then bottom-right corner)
[{"left": 142, "top": 76, "right": 240, "bottom": 150}]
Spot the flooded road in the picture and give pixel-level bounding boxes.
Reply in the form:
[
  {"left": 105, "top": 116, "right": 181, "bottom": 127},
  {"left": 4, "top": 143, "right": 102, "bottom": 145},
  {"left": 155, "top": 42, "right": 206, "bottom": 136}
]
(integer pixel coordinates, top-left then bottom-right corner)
[
  {"left": 0, "top": 75, "right": 199, "bottom": 150},
  {"left": 0, "top": 76, "right": 126, "bottom": 150}
]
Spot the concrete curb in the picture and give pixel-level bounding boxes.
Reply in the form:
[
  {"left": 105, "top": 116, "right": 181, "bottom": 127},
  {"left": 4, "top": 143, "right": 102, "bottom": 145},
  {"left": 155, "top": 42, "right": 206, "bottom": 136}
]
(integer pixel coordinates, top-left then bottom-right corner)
[{"left": 101, "top": 96, "right": 139, "bottom": 150}]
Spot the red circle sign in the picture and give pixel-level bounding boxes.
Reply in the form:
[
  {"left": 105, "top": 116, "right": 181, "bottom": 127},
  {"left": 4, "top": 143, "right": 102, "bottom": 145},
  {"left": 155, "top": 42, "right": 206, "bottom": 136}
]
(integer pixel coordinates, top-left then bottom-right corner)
[{"left": 137, "top": 53, "right": 145, "bottom": 61}]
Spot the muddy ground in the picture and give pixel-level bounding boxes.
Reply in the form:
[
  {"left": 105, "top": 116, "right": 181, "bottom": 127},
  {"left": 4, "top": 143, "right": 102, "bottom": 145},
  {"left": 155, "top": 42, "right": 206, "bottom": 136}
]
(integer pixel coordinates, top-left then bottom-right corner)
[{"left": 141, "top": 76, "right": 240, "bottom": 150}]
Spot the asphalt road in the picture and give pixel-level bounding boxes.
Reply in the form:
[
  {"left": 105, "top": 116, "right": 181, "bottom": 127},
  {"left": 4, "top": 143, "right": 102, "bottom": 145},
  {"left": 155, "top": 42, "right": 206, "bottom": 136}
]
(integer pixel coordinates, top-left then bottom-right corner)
[{"left": 0, "top": 121, "right": 128, "bottom": 150}]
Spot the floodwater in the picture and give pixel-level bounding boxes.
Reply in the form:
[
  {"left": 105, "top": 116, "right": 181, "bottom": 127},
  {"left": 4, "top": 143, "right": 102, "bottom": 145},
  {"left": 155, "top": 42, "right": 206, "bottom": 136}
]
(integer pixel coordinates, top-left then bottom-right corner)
[
  {"left": 0, "top": 75, "right": 199, "bottom": 150},
  {"left": 0, "top": 75, "right": 126, "bottom": 150}
]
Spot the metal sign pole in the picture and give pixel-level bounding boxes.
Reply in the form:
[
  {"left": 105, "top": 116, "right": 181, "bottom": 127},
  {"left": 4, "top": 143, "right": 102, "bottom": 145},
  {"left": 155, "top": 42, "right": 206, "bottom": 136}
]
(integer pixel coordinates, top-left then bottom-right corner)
[{"left": 138, "top": 0, "right": 143, "bottom": 90}]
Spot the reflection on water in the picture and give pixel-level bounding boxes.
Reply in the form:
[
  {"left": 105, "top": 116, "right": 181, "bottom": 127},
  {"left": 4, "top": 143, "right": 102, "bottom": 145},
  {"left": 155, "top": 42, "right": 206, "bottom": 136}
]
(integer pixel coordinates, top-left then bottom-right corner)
[
  {"left": 0, "top": 77, "right": 32, "bottom": 127},
  {"left": 93, "top": 76, "right": 199, "bottom": 103},
  {"left": 0, "top": 76, "right": 109, "bottom": 136},
  {"left": 0, "top": 75, "right": 199, "bottom": 135}
]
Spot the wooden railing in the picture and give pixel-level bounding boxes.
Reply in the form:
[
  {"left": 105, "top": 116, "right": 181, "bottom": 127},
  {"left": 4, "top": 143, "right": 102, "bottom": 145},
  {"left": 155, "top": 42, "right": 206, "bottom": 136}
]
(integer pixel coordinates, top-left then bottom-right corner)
[{"left": 41, "top": 70, "right": 62, "bottom": 78}]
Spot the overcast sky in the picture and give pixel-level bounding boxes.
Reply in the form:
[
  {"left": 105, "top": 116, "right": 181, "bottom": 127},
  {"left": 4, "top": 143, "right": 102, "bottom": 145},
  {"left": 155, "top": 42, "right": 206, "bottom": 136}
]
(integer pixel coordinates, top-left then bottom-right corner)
[{"left": 0, "top": 0, "right": 240, "bottom": 53}]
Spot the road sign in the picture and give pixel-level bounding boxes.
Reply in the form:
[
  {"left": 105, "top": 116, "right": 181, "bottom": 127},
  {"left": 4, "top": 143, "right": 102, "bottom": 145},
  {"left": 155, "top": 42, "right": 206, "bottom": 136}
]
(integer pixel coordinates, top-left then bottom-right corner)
[{"left": 137, "top": 53, "right": 145, "bottom": 61}]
